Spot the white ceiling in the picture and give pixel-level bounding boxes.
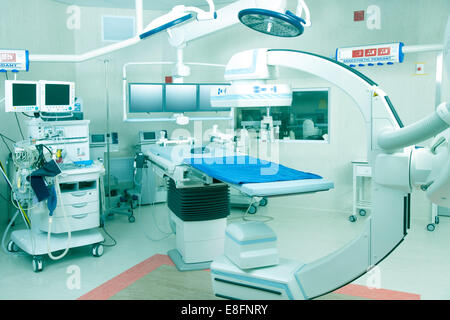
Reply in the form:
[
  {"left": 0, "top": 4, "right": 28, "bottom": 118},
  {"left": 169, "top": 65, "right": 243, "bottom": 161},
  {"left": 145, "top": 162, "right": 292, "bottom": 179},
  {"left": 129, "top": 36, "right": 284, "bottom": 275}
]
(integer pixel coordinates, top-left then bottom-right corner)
[{"left": 51, "top": 0, "right": 237, "bottom": 10}]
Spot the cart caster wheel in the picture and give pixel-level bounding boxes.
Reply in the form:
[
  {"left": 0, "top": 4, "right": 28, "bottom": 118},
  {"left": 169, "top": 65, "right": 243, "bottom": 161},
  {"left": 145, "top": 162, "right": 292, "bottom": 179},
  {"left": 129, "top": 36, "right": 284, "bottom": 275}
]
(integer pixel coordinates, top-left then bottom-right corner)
[
  {"left": 7, "top": 240, "right": 19, "bottom": 253},
  {"left": 92, "top": 244, "right": 104, "bottom": 257},
  {"left": 259, "top": 198, "right": 268, "bottom": 207},
  {"left": 248, "top": 205, "right": 257, "bottom": 214},
  {"left": 427, "top": 223, "right": 435, "bottom": 232},
  {"left": 359, "top": 209, "right": 367, "bottom": 216},
  {"left": 435, "top": 216, "right": 440, "bottom": 224},
  {"left": 349, "top": 215, "right": 357, "bottom": 223},
  {"left": 128, "top": 215, "right": 136, "bottom": 223},
  {"left": 32, "top": 256, "right": 44, "bottom": 273}
]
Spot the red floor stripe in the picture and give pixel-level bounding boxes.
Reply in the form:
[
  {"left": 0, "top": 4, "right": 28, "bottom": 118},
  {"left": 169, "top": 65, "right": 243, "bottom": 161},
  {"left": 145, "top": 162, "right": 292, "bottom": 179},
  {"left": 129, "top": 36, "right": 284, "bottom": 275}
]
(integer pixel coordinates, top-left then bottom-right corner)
[
  {"left": 78, "top": 254, "right": 174, "bottom": 300},
  {"left": 334, "top": 284, "right": 421, "bottom": 300},
  {"left": 78, "top": 254, "right": 420, "bottom": 300}
]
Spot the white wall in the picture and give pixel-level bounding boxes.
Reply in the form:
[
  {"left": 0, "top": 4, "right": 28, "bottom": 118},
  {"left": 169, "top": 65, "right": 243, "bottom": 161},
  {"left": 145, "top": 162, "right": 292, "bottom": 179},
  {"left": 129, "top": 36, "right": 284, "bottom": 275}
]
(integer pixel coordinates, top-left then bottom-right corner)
[{"left": 1, "top": 0, "right": 449, "bottom": 225}]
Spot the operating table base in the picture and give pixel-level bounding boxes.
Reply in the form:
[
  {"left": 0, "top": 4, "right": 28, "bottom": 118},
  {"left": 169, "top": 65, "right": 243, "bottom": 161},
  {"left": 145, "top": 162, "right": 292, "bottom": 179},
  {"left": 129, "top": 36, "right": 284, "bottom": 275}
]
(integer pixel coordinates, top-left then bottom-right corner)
[
  {"left": 168, "top": 249, "right": 212, "bottom": 271},
  {"left": 210, "top": 255, "right": 306, "bottom": 300}
]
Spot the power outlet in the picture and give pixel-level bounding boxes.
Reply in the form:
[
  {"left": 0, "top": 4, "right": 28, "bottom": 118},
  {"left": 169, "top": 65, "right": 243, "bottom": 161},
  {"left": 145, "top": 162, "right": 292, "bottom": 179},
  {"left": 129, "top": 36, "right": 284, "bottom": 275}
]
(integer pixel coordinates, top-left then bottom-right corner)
[{"left": 415, "top": 63, "right": 425, "bottom": 75}]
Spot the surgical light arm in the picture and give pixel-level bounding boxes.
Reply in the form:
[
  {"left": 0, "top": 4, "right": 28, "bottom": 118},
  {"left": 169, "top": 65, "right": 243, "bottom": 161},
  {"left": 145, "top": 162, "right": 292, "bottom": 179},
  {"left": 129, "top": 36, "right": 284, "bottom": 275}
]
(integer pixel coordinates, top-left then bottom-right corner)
[
  {"left": 167, "top": 0, "right": 292, "bottom": 47},
  {"left": 30, "top": 0, "right": 217, "bottom": 63},
  {"left": 295, "top": 0, "right": 311, "bottom": 27},
  {"left": 184, "top": 0, "right": 216, "bottom": 20},
  {"left": 28, "top": 0, "right": 304, "bottom": 63}
]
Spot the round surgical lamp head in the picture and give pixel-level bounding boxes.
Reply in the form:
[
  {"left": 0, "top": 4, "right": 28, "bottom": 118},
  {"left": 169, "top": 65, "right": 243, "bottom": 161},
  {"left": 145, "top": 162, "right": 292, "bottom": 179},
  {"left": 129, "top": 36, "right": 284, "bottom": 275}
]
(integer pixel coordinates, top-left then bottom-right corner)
[{"left": 238, "top": 9, "right": 306, "bottom": 37}]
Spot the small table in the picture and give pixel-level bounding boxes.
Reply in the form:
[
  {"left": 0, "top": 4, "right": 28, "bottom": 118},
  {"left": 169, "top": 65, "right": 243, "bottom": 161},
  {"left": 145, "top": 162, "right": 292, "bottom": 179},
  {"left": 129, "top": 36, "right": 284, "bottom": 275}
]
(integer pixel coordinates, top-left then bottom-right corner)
[{"left": 350, "top": 160, "right": 372, "bottom": 222}]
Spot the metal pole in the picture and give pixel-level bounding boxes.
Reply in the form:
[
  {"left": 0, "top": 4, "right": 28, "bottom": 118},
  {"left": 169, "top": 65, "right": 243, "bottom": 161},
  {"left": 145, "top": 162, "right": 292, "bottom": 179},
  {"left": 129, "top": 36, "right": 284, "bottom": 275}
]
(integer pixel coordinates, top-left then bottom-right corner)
[
  {"left": 402, "top": 44, "right": 443, "bottom": 54},
  {"left": 104, "top": 59, "right": 111, "bottom": 209},
  {"left": 435, "top": 52, "right": 444, "bottom": 107}
]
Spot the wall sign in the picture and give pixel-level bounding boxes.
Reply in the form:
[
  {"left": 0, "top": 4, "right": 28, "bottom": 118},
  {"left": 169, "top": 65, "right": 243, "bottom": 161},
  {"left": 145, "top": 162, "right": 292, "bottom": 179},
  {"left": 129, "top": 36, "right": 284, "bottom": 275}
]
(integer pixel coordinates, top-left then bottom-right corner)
[{"left": 336, "top": 42, "right": 404, "bottom": 68}]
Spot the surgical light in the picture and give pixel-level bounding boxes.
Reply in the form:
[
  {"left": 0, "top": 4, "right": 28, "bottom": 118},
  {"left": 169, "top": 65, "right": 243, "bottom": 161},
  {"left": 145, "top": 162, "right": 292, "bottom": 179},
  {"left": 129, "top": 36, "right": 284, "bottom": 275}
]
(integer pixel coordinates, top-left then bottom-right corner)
[
  {"left": 238, "top": 9, "right": 305, "bottom": 37},
  {"left": 238, "top": 0, "right": 311, "bottom": 38}
]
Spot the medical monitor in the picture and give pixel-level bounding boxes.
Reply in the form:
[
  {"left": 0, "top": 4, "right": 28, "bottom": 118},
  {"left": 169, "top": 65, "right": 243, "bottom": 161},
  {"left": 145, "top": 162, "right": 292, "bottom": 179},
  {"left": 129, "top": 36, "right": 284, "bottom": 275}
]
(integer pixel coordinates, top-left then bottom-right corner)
[
  {"left": 198, "top": 84, "right": 231, "bottom": 111},
  {"left": 143, "top": 131, "right": 156, "bottom": 140},
  {"left": 129, "top": 83, "right": 163, "bottom": 113},
  {"left": 165, "top": 84, "right": 197, "bottom": 112},
  {"left": 90, "top": 133, "right": 106, "bottom": 145},
  {"left": 4, "top": 80, "right": 40, "bottom": 112},
  {"left": 39, "top": 81, "right": 75, "bottom": 113},
  {"left": 139, "top": 131, "right": 157, "bottom": 143}
]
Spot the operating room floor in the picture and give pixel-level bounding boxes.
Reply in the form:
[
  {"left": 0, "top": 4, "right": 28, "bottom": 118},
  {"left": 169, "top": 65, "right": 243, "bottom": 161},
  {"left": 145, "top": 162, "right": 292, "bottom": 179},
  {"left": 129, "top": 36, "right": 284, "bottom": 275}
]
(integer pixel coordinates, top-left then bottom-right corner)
[{"left": 1, "top": 200, "right": 450, "bottom": 300}]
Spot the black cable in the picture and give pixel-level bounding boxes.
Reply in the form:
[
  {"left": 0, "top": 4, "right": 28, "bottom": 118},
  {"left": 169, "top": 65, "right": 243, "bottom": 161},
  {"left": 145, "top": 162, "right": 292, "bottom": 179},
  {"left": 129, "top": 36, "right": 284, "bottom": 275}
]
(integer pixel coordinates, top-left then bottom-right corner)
[
  {"left": 0, "top": 133, "right": 15, "bottom": 143},
  {"left": 100, "top": 224, "right": 117, "bottom": 247},
  {"left": 40, "top": 144, "right": 53, "bottom": 155},
  {"left": 14, "top": 113, "right": 24, "bottom": 140},
  {"left": 21, "top": 112, "right": 35, "bottom": 118},
  {"left": 0, "top": 135, "right": 12, "bottom": 154},
  {"left": 34, "top": 145, "right": 46, "bottom": 168}
]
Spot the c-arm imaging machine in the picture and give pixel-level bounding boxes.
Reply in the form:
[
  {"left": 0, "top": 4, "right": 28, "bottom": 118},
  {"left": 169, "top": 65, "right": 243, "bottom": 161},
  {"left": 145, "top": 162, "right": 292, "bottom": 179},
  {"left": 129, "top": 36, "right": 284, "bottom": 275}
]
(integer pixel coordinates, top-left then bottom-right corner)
[{"left": 205, "top": 48, "right": 450, "bottom": 300}]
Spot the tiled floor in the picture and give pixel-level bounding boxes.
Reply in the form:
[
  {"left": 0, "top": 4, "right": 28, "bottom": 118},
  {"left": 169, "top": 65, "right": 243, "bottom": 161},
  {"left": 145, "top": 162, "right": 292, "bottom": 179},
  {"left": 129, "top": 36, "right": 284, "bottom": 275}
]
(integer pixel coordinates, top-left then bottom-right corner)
[{"left": 0, "top": 199, "right": 449, "bottom": 300}]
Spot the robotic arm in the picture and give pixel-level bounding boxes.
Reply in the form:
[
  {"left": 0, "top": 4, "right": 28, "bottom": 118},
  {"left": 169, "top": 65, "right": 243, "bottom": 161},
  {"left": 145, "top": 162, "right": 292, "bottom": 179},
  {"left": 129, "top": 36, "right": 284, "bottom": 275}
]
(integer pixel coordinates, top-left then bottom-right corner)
[
  {"left": 377, "top": 102, "right": 450, "bottom": 151},
  {"left": 376, "top": 14, "right": 450, "bottom": 208},
  {"left": 409, "top": 124, "right": 450, "bottom": 207}
]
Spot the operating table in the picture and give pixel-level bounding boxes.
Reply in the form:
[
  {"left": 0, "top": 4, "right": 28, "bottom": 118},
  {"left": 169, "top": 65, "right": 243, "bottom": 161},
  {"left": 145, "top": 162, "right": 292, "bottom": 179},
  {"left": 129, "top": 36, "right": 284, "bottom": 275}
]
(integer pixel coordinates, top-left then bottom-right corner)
[
  {"left": 143, "top": 144, "right": 334, "bottom": 271},
  {"left": 145, "top": 144, "right": 333, "bottom": 197}
]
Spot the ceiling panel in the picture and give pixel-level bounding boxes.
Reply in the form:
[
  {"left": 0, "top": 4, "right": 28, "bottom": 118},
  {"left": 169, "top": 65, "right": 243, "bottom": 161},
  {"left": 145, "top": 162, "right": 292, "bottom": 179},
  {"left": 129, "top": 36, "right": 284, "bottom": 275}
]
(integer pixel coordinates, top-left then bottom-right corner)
[{"left": 52, "top": 0, "right": 237, "bottom": 10}]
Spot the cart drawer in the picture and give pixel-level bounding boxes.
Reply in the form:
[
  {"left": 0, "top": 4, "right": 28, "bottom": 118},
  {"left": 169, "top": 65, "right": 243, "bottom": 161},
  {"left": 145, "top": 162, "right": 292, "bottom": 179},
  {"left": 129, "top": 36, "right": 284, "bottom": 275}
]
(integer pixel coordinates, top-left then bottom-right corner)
[
  {"left": 40, "top": 210, "right": 100, "bottom": 234},
  {"left": 59, "top": 190, "right": 99, "bottom": 206},
  {"left": 53, "top": 201, "right": 99, "bottom": 217}
]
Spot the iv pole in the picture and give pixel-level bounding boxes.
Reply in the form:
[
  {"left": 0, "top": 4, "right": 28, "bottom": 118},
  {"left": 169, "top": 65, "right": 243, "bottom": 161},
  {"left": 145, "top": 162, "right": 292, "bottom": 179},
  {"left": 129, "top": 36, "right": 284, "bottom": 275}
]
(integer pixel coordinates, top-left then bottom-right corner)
[
  {"left": 104, "top": 59, "right": 111, "bottom": 212},
  {"left": 103, "top": 58, "right": 136, "bottom": 223}
]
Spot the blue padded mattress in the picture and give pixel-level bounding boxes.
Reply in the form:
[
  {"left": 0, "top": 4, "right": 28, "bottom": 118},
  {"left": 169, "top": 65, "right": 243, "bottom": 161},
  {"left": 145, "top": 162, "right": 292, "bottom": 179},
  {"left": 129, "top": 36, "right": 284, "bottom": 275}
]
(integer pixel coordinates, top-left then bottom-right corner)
[{"left": 184, "top": 155, "right": 322, "bottom": 185}]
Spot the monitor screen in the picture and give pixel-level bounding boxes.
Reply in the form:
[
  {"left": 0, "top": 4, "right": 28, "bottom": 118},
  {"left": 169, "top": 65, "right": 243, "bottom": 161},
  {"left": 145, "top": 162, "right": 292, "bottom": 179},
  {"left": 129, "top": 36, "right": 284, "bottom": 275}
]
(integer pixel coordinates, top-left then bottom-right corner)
[
  {"left": 129, "top": 84, "right": 163, "bottom": 113},
  {"left": 198, "top": 84, "right": 230, "bottom": 111},
  {"left": 12, "top": 83, "right": 37, "bottom": 106},
  {"left": 165, "top": 84, "right": 197, "bottom": 112},
  {"left": 91, "top": 134, "right": 106, "bottom": 143},
  {"left": 45, "top": 83, "right": 71, "bottom": 106},
  {"left": 143, "top": 131, "right": 156, "bottom": 140}
]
